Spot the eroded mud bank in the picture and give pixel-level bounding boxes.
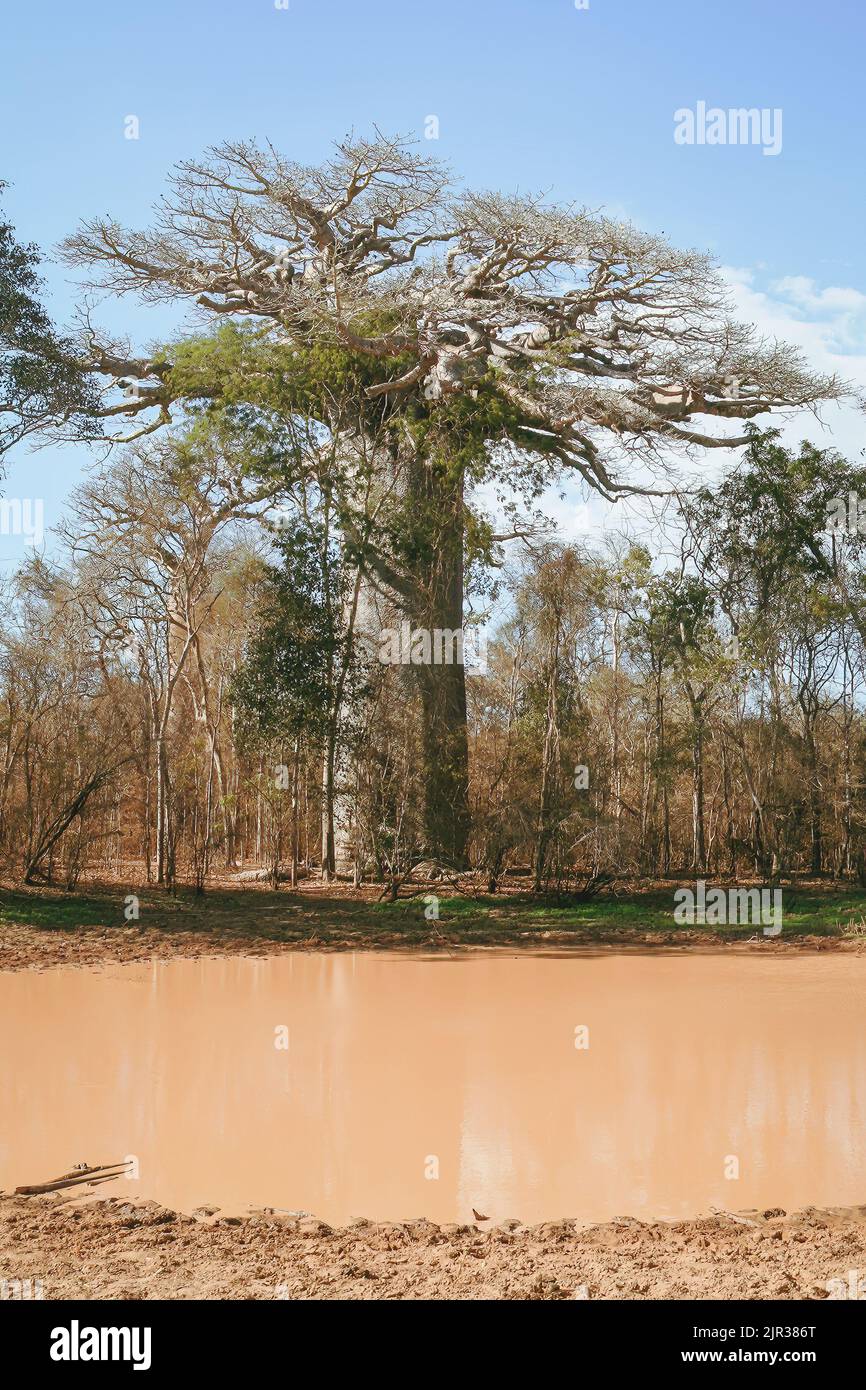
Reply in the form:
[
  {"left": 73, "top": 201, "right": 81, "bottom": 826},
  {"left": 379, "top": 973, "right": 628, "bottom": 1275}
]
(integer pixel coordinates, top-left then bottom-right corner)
[{"left": 2, "top": 1194, "right": 864, "bottom": 1300}]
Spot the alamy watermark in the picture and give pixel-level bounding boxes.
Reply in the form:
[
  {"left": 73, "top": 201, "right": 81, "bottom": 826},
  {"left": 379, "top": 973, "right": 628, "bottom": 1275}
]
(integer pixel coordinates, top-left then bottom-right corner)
[
  {"left": 674, "top": 880, "right": 783, "bottom": 935},
  {"left": 378, "top": 622, "right": 487, "bottom": 674},
  {"left": 674, "top": 102, "right": 782, "bottom": 157},
  {"left": 1, "top": 1276, "right": 43, "bottom": 1300},
  {"left": 824, "top": 493, "right": 866, "bottom": 536},
  {"left": 826, "top": 1269, "right": 866, "bottom": 1299},
  {"left": 50, "top": 1322, "right": 151, "bottom": 1371},
  {"left": 0, "top": 497, "right": 44, "bottom": 547}
]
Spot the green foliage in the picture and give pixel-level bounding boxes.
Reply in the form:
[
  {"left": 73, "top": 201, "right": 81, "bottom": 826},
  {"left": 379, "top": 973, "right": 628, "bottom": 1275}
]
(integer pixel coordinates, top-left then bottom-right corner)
[
  {"left": 682, "top": 428, "right": 863, "bottom": 657},
  {"left": 230, "top": 517, "right": 340, "bottom": 747},
  {"left": 160, "top": 324, "right": 544, "bottom": 485},
  {"left": 166, "top": 320, "right": 414, "bottom": 436},
  {"left": 646, "top": 573, "right": 716, "bottom": 665},
  {"left": 0, "top": 187, "right": 100, "bottom": 460},
  {"left": 686, "top": 427, "right": 866, "bottom": 593},
  {"left": 146, "top": 324, "right": 566, "bottom": 635}
]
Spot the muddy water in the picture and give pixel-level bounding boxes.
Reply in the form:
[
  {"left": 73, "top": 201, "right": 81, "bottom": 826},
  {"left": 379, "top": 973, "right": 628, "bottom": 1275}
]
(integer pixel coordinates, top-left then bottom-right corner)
[{"left": 1, "top": 952, "right": 864, "bottom": 1225}]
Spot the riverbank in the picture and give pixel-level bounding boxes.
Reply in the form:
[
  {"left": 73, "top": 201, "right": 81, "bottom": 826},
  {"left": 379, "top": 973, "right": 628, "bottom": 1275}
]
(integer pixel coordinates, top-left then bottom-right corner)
[
  {"left": 2, "top": 876, "right": 865, "bottom": 971},
  {"left": 4, "top": 880, "right": 865, "bottom": 1302},
  {"left": 2, "top": 1192, "right": 863, "bottom": 1300}
]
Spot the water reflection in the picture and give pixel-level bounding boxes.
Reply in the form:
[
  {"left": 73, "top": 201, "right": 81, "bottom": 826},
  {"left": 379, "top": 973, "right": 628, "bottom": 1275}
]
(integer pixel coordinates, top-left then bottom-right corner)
[{"left": 2, "top": 952, "right": 864, "bottom": 1224}]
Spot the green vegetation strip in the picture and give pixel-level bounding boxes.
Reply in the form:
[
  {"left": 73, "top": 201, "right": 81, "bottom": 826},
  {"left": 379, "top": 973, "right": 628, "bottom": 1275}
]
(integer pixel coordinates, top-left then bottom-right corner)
[{"left": 2, "top": 887, "right": 865, "bottom": 940}]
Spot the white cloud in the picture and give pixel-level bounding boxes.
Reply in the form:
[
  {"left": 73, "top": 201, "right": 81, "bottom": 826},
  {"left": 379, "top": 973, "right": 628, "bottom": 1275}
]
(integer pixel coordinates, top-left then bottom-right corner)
[
  {"left": 720, "top": 263, "right": 866, "bottom": 460},
  {"left": 769, "top": 275, "right": 866, "bottom": 317}
]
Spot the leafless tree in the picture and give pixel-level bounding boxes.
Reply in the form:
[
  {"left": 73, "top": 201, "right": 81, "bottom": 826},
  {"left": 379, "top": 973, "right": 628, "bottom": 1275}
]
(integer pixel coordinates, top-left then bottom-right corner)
[{"left": 57, "top": 431, "right": 281, "bottom": 882}]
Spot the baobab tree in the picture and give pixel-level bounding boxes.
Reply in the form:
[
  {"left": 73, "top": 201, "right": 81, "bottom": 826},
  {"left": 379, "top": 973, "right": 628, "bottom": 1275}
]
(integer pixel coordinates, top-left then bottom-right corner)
[{"left": 61, "top": 133, "right": 846, "bottom": 865}]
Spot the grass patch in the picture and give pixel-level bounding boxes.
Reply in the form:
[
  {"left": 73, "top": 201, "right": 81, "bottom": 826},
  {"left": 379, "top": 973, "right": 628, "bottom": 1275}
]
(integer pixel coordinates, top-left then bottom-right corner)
[
  {"left": 0, "top": 890, "right": 123, "bottom": 931},
  {"left": 2, "top": 881, "right": 866, "bottom": 946},
  {"left": 372, "top": 886, "right": 866, "bottom": 938}
]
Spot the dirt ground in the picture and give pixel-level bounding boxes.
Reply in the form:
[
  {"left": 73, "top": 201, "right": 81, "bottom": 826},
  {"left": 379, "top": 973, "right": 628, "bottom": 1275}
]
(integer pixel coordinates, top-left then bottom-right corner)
[
  {"left": 2, "top": 1192, "right": 864, "bottom": 1300},
  {"left": 1, "top": 918, "right": 858, "bottom": 972},
  {"left": 1, "top": 872, "right": 862, "bottom": 971}
]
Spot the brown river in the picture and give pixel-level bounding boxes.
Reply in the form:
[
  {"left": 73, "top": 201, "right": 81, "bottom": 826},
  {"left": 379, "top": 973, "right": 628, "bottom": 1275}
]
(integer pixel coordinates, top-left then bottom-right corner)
[{"left": 2, "top": 951, "right": 864, "bottom": 1225}]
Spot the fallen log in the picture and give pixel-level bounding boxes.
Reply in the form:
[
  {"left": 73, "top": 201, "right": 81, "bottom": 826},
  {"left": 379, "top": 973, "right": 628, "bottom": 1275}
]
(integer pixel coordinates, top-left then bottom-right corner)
[
  {"left": 709, "top": 1205, "right": 760, "bottom": 1227},
  {"left": 232, "top": 864, "right": 309, "bottom": 883},
  {"left": 15, "top": 1161, "right": 133, "bottom": 1196}
]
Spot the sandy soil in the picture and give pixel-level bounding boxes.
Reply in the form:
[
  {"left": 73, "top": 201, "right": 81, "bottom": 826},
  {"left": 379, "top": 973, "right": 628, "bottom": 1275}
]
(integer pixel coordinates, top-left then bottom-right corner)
[{"left": 2, "top": 1193, "right": 864, "bottom": 1300}]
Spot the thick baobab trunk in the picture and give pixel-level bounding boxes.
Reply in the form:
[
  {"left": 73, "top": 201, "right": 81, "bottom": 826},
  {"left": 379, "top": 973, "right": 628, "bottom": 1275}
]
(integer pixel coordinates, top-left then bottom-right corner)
[
  {"left": 290, "top": 735, "right": 301, "bottom": 888},
  {"left": 353, "top": 447, "right": 472, "bottom": 869},
  {"left": 406, "top": 454, "right": 471, "bottom": 868},
  {"left": 330, "top": 737, "right": 357, "bottom": 878},
  {"left": 416, "top": 656, "right": 471, "bottom": 868},
  {"left": 333, "top": 445, "right": 472, "bottom": 872}
]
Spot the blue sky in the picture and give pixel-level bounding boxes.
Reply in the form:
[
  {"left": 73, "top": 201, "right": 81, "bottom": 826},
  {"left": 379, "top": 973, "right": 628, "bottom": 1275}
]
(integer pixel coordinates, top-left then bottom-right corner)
[{"left": 2, "top": 0, "right": 865, "bottom": 566}]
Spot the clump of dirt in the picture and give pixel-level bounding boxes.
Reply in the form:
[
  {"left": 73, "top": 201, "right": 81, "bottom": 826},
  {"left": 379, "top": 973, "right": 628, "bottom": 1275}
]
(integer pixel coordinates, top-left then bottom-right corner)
[{"left": 2, "top": 1193, "right": 864, "bottom": 1300}]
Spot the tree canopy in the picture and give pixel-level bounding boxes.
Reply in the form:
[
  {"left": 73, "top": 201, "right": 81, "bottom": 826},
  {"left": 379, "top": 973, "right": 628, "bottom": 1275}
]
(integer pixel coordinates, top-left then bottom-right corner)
[
  {"left": 0, "top": 185, "right": 99, "bottom": 465},
  {"left": 63, "top": 133, "right": 845, "bottom": 479}
]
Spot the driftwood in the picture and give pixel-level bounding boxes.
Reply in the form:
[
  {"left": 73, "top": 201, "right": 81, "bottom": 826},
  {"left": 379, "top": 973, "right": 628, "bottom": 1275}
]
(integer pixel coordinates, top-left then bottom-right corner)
[
  {"left": 251, "top": 1206, "right": 313, "bottom": 1219},
  {"left": 15, "top": 1161, "right": 133, "bottom": 1196},
  {"left": 232, "top": 864, "right": 309, "bottom": 884},
  {"left": 709, "top": 1205, "right": 761, "bottom": 1227}
]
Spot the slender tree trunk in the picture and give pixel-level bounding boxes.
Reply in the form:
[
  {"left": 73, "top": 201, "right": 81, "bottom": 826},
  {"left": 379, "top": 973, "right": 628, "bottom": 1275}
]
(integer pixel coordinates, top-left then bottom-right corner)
[
  {"left": 290, "top": 734, "right": 301, "bottom": 888},
  {"left": 686, "top": 692, "right": 707, "bottom": 872},
  {"left": 320, "top": 735, "right": 336, "bottom": 882},
  {"left": 156, "top": 734, "right": 169, "bottom": 884},
  {"left": 720, "top": 736, "right": 736, "bottom": 876},
  {"left": 143, "top": 741, "right": 153, "bottom": 885},
  {"left": 803, "top": 724, "right": 823, "bottom": 875},
  {"left": 533, "top": 630, "right": 560, "bottom": 892},
  {"left": 691, "top": 725, "right": 706, "bottom": 872},
  {"left": 610, "top": 606, "right": 622, "bottom": 848},
  {"left": 654, "top": 667, "right": 671, "bottom": 874},
  {"left": 324, "top": 566, "right": 365, "bottom": 879},
  {"left": 842, "top": 667, "right": 854, "bottom": 875}
]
